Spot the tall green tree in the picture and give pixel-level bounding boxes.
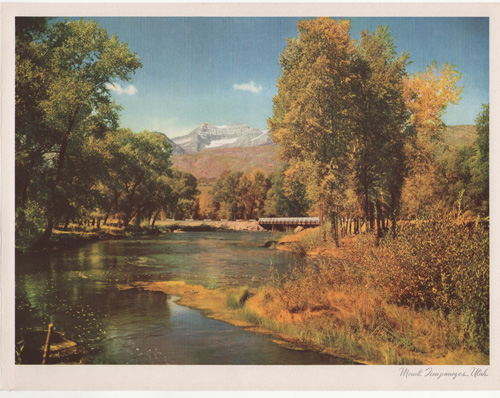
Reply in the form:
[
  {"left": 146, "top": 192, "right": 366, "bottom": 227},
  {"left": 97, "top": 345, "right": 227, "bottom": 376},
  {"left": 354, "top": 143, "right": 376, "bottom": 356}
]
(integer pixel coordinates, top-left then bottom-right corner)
[
  {"left": 16, "top": 18, "right": 142, "bottom": 246},
  {"left": 268, "top": 18, "right": 355, "bottom": 221},
  {"left": 351, "top": 26, "right": 410, "bottom": 236},
  {"left": 433, "top": 104, "right": 489, "bottom": 218},
  {"left": 474, "top": 104, "right": 489, "bottom": 216},
  {"left": 264, "top": 164, "right": 310, "bottom": 217},
  {"left": 165, "top": 169, "right": 199, "bottom": 220},
  {"left": 211, "top": 171, "right": 244, "bottom": 220}
]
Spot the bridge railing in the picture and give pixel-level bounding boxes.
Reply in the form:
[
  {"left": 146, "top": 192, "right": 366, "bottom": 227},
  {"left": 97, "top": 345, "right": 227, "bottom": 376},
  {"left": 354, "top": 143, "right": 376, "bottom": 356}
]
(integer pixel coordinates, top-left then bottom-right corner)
[{"left": 258, "top": 217, "right": 320, "bottom": 225}]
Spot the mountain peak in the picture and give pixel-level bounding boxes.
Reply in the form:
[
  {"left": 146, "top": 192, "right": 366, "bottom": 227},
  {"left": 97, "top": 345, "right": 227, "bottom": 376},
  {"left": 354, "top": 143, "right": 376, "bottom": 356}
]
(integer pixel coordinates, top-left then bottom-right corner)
[{"left": 171, "top": 123, "right": 272, "bottom": 154}]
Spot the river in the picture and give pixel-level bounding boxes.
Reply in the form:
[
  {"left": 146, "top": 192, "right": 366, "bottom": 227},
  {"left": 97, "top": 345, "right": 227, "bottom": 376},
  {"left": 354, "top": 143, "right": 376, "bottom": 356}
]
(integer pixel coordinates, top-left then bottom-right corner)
[{"left": 16, "top": 231, "right": 354, "bottom": 364}]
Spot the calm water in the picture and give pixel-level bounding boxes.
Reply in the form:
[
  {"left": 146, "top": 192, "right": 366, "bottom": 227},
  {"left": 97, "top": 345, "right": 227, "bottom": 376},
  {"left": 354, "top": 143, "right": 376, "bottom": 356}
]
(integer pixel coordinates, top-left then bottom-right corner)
[{"left": 16, "top": 231, "right": 353, "bottom": 364}]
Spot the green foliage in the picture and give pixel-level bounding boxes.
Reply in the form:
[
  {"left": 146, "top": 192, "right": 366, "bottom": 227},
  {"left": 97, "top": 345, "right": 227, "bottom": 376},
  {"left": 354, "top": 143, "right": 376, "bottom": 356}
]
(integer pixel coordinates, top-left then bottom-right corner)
[
  {"left": 211, "top": 171, "right": 243, "bottom": 220},
  {"left": 165, "top": 169, "right": 199, "bottom": 220},
  {"left": 226, "top": 287, "right": 252, "bottom": 310},
  {"left": 351, "top": 26, "right": 409, "bottom": 225},
  {"left": 432, "top": 104, "right": 489, "bottom": 218},
  {"left": 94, "top": 129, "right": 174, "bottom": 227},
  {"left": 370, "top": 220, "right": 489, "bottom": 353},
  {"left": 264, "top": 163, "right": 310, "bottom": 217},
  {"left": 270, "top": 18, "right": 469, "bottom": 232},
  {"left": 16, "top": 18, "right": 142, "bottom": 246},
  {"left": 15, "top": 201, "right": 47, "bottom": 250},
  {"left": 211, "top": 169, "right": 271, "bottom": 220},
  {"left": 269, "top": 18, "right": 356, "bottom": 216},
  {"left": 474, "top": 104, "right": 489, "bottom": 215}
]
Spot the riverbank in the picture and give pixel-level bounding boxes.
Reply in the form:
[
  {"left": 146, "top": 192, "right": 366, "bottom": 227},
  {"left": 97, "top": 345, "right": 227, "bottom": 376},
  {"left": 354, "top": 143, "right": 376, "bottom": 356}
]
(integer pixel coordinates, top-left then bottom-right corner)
[
  {"left": 257, "top": 222, "right": 489, "bottom": 365},
  {"left": 117, "top": 280, "right": 361, "bottom": 364},
  {"left": 21, "top": 220, "right": 265, "bottom": 252},
  {"left": 120, "top": 276, "right": 484, "bottom": 365},
  {"left": 122, "top": 220, "right": 489, "bottom": 365}
]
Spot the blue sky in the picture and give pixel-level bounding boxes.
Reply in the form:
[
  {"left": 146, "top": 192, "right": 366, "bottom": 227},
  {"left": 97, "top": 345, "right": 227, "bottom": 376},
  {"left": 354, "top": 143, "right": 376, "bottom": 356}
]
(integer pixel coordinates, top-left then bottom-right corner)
[{"left": 81, "top": 17, "right": 489, "bottom": 138}]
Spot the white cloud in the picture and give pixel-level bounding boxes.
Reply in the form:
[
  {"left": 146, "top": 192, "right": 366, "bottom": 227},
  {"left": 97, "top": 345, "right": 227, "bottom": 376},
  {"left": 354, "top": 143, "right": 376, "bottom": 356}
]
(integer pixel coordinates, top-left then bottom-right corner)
[
  {"left": 233, "top": 81, "right": 262, "bottom": 94},
  {"left": 105, "top": 82, "right": 137, "bottom": 96}
]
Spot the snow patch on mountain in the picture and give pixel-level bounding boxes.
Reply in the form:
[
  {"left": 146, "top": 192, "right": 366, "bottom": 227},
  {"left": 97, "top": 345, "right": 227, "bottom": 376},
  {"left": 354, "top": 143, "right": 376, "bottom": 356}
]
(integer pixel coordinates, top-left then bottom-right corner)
[{"left": 205, "top": 137, "right": 239, "bottom": 148}]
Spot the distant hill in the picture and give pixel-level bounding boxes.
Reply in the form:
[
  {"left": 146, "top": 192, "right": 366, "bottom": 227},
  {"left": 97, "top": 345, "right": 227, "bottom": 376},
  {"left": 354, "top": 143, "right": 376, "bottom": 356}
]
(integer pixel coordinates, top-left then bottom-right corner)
[
  {"left": 172, "top": 144, "right": 281, "bottom": 182},
  {"left": 438, "top": 124, "right": 477, "bottom": 159},
  {"left": 171, "top": 125, "right": 476, "bottom": 182}
]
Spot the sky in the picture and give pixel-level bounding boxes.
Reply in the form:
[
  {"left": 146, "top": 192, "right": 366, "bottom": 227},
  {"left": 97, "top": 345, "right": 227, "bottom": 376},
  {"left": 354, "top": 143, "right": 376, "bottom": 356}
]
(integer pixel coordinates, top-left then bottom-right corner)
[{"left": 78, "top": 17, "right": 489, "bottom": 138}]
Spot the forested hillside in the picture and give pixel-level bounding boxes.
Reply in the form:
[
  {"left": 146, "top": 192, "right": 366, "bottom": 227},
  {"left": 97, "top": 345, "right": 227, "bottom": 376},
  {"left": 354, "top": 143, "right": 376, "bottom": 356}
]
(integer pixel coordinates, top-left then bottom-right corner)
[{"left": 173, "top": 125, "right": 476, "bottom": 181}]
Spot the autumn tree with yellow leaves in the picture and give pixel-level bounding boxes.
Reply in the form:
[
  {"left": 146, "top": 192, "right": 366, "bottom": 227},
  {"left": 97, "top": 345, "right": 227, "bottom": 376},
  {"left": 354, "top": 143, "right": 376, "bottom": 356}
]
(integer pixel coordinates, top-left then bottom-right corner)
[
  {"left": 401, "top": 62, "right": 463, "bottom": 219},
  {"left": 269, "top": 17, "right": 464, "bottom": 234}
]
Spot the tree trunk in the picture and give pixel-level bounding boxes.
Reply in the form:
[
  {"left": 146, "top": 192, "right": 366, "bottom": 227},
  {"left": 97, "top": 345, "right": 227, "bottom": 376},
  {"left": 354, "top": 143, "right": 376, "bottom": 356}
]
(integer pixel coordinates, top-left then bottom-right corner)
[
  {"left": 134, "top": 208, "right": 141, "bottom": 227},
  {"left": 376, "top": 200, "right": 383, "bottom": 246},
  {"left": 33, "top": 218, "right": 54, "bottom": 249},
  {"left": 369, "top": 202, "right": 375, "bottom": 232},
  {"left": 333, "top": 213, "right": 339, "bottom": 247},
  {"left": 391, "top": 213, "right": 397, "bottom": 238},
  {"left": 151, "top": 208, "right": 161, "bottom": 228}
]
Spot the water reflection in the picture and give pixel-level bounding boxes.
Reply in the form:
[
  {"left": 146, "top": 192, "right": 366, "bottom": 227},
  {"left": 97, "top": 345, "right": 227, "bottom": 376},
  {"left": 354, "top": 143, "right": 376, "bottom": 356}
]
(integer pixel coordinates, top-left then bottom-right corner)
[{"left": 16, "top": 232, "right": 353, "bottom": 364}]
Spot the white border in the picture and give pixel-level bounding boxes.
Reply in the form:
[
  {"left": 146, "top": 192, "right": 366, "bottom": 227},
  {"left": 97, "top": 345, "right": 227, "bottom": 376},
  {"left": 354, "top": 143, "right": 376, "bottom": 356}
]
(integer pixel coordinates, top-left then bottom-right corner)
[{"left": 1, "top": 3, "right": 499, "bottom": 391}]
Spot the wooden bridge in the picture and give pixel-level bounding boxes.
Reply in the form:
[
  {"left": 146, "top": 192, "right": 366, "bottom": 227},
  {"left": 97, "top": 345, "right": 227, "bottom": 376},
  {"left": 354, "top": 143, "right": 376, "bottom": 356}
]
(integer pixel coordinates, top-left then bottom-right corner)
[{"left": 258, "top": 217, "right": 321, "bottom": 231}]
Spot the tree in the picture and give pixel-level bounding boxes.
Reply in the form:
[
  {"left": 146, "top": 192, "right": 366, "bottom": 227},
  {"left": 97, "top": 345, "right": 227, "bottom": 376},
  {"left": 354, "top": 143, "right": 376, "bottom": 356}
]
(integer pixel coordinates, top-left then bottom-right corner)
[
  {"left": 235, "top": 169, "right": 271, "bottom": 219},
  {"left": 433, "top": 104, "right": 489, "bottom": 218},
  {"left": 165, "top": 169, "right": 199, "bottom": 220},
  {"left": 268, "top": 18, "right": 355, "bottom": 221},
  {"left": 264, "top": 163, "right": 310, "bottom": 217},
  {"left": 351, "top": 26, "right": 410, "bottom": 237},
  {"left": 103, "top": 130, "right": 172, "bottom": 226},
  {"left": 211, "top": 171, "right": 243, "bottom": 220},
  {"left": 401, "top": 62, "right": 463, "bottom": 219},
  {"left": 16, "top": 18, "right": 142, "bottom": 246},
  {"left": 473, "top": 104, "right": 489, "bottom": 216},
  {"left": 248, "top": 169, "right": 271, "bottom": 218},
  {"left": 271, "top": 18, "right": 463, "bottom": 234},
  {"left": 270, "top": 18, "right": 411, "bottom": 237}
]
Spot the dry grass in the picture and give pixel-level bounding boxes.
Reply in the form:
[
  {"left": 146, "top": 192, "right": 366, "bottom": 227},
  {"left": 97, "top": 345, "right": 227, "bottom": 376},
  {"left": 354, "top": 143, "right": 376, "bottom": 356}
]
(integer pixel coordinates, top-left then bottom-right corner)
[
  {"left": 262, "top": 221, "right": 489, "bottom": 364},
  {"left": 116, "top": 219, "right": 488, "bottom": 365}
]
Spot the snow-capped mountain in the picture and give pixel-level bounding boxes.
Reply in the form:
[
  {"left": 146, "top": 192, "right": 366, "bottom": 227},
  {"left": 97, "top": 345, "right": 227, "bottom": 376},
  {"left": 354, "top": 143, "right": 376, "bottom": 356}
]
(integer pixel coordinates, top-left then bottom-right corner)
[
  {"left": 154, "top": 131, "right": 186, "bottom": 155},
  {"left": 170, "top": 123, "right": 273, "bottom": 154}
]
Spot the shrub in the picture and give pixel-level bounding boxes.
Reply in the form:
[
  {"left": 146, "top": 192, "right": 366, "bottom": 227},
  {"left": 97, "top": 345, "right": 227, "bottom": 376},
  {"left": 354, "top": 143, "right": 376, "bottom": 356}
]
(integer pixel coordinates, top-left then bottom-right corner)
[
  {"left": 16, "top": 201, "right": 47, "bottom": 250},
  {"left": 368, "top": 220, "right": 489, "bottom": 353},
  {"left": 266, "top": 218, "right": 489, "bottom": 358},
  {"left": 290, "top": 225, "right": 329, "bottom": 255},
  {"left": 226, "top": 287, "right": 252, "bottom": 310}
]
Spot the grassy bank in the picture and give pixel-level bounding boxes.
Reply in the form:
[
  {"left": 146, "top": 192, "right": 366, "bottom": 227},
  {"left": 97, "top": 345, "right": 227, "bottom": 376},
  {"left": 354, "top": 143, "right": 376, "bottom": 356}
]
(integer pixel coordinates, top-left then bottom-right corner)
[
  {"left": 243, "top": 219, "right": 489, "bottom": 364},
  {"left": 120, "top": 218, "right": 488, "bottom": 365},
  {"left": 17, "top": 221, "right": 247, "bottom": 252}
]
